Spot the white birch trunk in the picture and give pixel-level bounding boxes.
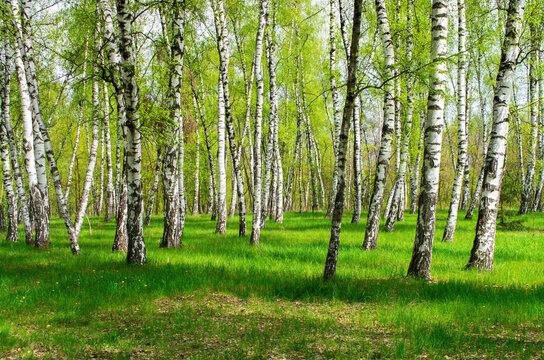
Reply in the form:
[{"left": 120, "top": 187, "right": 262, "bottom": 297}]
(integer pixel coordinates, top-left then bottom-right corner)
[
  {"left": 407, "top": 0, "right": 449, "bottom": 279},
  {"left": 442, "top": 0, "right": 467, "bottom": 243},
  {"left": 363, "top": 0, "right": 396, "bottom": 250},
  {"left": 9, "top": 0, "right": 49, "bottom": 248},
  {"left": 323, "top": 0, "right": 363, "bottom": 281},
  {"left": 250, "top": 0, "right": 268, "bottom": 245},
  {"left": 117, "top": 0, "right": 145, "bottom": 263},
  {"left": 103, "top": 81, "right": 115, "bottom": 221},
  {"left": 467, "top": 0, "right": 525, "bottom": 270},
  {"left": 144, "top": 148, "right": 163, "bottom": 226}
]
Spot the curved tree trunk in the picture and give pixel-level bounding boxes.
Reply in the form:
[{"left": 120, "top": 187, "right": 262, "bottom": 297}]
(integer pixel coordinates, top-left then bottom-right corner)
[
  {"left": 362, "top": 0, "right": 396, "bottom": 250},
  {"left": 323, "top": 0, "right": 363, "bottom": 281},
  {"left": 466, "top": 0, "right": 525, "bottom": 270}
]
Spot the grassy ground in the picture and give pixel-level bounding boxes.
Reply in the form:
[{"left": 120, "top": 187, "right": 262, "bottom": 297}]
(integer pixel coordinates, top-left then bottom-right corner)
[{"left": 0, "top": 209, "right": 543, "bottom": 359}]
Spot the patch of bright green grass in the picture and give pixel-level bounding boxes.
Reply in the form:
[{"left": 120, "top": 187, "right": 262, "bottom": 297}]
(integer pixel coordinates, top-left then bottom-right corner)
[{"left": 0, "top": 210, "right": 543, "bottom": 359}]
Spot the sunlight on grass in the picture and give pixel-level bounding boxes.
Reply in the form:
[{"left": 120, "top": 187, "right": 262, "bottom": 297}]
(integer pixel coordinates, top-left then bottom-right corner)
[{"left": 0, "top": 210, "right": 543, "bottom": 358}]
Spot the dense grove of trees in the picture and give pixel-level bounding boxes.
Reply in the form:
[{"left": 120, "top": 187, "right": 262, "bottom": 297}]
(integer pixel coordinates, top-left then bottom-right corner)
[{"left": 0, "top": 0, "right": 542, "bottom": 278}]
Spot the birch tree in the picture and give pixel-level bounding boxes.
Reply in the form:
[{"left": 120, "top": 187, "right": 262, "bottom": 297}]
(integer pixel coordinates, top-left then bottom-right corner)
[
  {"left": 442, "top": 0, "right": 468, "bottom": 243},
  {"left": 117, "top": 0, "right": 145, "bottom": 264},
  {"left": 250, "top": 0, "right": 268, "bottom": 245},
  {"left": 466, "top": 0, "right": 526, "bottom": 270},
  {"left": 407, "top": 0, "right": 449, "bottom": 279},
  {"left": 362, "top": 0, "right": 396, "bottom": 250},
  {"left": 8, "top": 0, "right": 49, "bottom": 248},
  {"left": 323, "top": 0, "right": 363, "bottom": 281}
]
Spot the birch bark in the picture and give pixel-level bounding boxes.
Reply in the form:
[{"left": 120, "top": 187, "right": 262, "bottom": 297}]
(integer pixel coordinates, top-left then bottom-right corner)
[
  {"left": 363, "top": 0, "right": 396, "bottom": 250},
  {"left": 407, "top": 0, "right": 449, "bottom": 279},
  {"left": 467, "top": 0, "right": 525, "bottom": 270}
]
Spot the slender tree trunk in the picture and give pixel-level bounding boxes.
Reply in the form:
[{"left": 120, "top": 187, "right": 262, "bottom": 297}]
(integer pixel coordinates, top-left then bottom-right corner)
[
  {"left": 2, "top": 41, "right": 32, "bottom": 244},
  {"left": 410, "top": 113, "right": 425, "bottom": 214},
  {"left": 250, "top": 0, "right": 269, "bottom": 245},
  {"left": 351, "top": 97, "right": 361, "bottom": 223},
  {"left": 9, "top": 0, "right": 49, "bottom": 248},
  {"left": 442, "top": 0, "right": 467, "bottom": 243},
  {"left": 97, "top": 127, "right": 105, "bottom": 215},
  {"left": 362, "top": 0, "right": 396, "bottom": 250},
  {"left": 192, "top": 83, "right": 217, "bottom": 220},
  {"left": 161, "top": 0, "right": 185, "bottom": 248},
  {"left": 466, "top": 0, "right": 525, "bottom": 270},
  {"left": 20, "top": 0, "right": 50, "bottom": 220},
  {"left": 117, "top": 0, "right": 146, "bottom": 263},
  {"left": 323, "top": 0, "right": 363, "bottom": 281},
  {"left": 460, "top": 154, "right": 471, "bottom": 210},
  {"left": 144, "top": 148, "right": 163, "bottom": 226},
  {"left": 325, "top": 0, "right": 342, "bottom": 218},
  {"left": 407, "top": 0, "right": 449, "bottom": 279},
  {"left": 0, "top": 43, "right": 18, "bottom": 242},
  {"left": 466, "top": 55, "right": 488, "bottom": 219},
  {"left": 215, "top": 75, "right": 228, "bottom": 233},
  {"left": 229, "top": 156, "right": 237, "bottom": 218},
  {"left": 212, "top": 0, "right": 247, "bottom": 235},
  {"left": 519, "top": 25, "right": 538, "bottom": 215},
  {"left": 103, "top": 81, "right": 115, "bottom": 221},
  {"left": 193, "top": 122, "right": 200, "bottom": 216}
]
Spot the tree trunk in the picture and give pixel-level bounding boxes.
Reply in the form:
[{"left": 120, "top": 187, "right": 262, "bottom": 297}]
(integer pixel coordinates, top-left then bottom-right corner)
[
  {"left": 519, "top": 24, "right": 538, "bottom": 215},
  {"left": 144, "top": 148, "right": 163, "bottom": 226},
  {"left": 323, "top": 0, "right": 363, "bottom": 281},
  {"left": 442, "top": 0, "right": 467, "bottom": 243},
  {"left": 0, "top": 43, "right": 18, "bottom": 242},
  {"left": 325, "top": 0, "right": 342, "bottom": 218},
  {"left": 466, "top": 0, "right": 525, "bottom": 270},
  {"left": 103, "top": 80, "right": 115, "bottom": 221},
  {"left": 117, "top": 0, "right": 146, "bottom": 264},
  {"left": 409, "top": 113, "right": 425, "bottom": 214},
  {"left": 351, "top": 97, "right": 362, "bottom": 223},
  {"left": 161, "top": 0, "right": 185, "bottom": 248},
  {"left": 362, "top": 0, "right": 396, "bottom": 250},
  {"left": 407, "top": 0, "right": 449, "bottom": 279},
  {"left": 1, "top": 40, "right": 32, "bottom": 244},
  {"left": 249, "top": 0, "right": 268, "bottom": 245},
  {"left": 192, "top": 121, "right": 200, "bottom": 216},
  {"left": 9, "top": 0, "right": 49, "bottom": 248},
  {"left": 460, "top": 154, "right": 471, "bottom": 210},
  {"left": 215, "top": 75, "right": 228, "bottom": 233}
]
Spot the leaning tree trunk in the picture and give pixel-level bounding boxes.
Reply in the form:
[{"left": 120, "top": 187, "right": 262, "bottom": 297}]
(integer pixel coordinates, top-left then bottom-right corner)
[
  {"left": 9, "top": 0, "right": 49, "bottom": 248},
  {"left": 466, "top": 0, "right": 525, "bottom": 270},
  {"left": 407, "top": 0, "right": 449, "bottom": 279},
  {"left": 442, "top": 0, "right": 468, "bottom": 243},
  {"left": 0, "top": 44, "right": 18, "bottom": 242},
  {"left": 466, "top": 54, "right": 489, "bottom": 219},
  {"left": 249, "top": 0, "right": 268, "bottom": 245},
  {"left": 117, "top": 0, "right": 145, "bottom": 264},
  {"left": 212, "top": 0, "right": 247, "bottom": 235},
  {"left": 20, "top": 0, "right": 50, "bottom": 220},
  {"left": 323, "top": 0, "right": 363, "bottom": 281},
  {"left": 325, "top": 0, "right": 342, "bottom": 218},
  {"left": 144, "top": 148, "right": 163, "bottom": 226},
  {"left": 362, "top": 0, "right": 396, "bottom": 250},
  {"left": 519, "top": 25, "right": 538, "bottom": 216}
]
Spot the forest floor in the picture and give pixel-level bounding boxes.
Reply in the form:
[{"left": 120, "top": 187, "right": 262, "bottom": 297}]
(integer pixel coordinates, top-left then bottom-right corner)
[{"left": 0, "top": 209, "right": 543, "bottom": 359}]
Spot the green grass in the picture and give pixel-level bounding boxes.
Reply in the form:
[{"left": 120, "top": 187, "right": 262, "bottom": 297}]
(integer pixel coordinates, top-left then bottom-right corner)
[{"left": 0, "top": 209, "right": 543, "bottom": 359}]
